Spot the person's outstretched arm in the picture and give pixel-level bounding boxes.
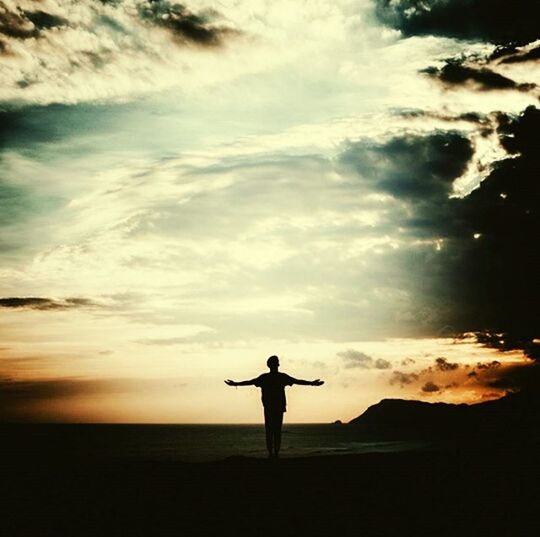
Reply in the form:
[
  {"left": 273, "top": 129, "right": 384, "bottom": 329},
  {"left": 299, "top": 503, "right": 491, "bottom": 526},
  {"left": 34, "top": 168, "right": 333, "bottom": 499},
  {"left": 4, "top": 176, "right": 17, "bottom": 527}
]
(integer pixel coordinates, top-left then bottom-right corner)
[
  {"left": 224, "top": 378, "right": 258, "bottom": 386},
  {"left": 289, "top": 377, "right": 324, "bottom": 386}
]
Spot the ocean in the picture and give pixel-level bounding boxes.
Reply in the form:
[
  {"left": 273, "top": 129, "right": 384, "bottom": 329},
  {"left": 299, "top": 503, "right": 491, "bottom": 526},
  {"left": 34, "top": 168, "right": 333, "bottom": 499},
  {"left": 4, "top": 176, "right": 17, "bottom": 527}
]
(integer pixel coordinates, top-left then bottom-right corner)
[{"left": 1, "top": 423, "right": 426, "bottom": 463}]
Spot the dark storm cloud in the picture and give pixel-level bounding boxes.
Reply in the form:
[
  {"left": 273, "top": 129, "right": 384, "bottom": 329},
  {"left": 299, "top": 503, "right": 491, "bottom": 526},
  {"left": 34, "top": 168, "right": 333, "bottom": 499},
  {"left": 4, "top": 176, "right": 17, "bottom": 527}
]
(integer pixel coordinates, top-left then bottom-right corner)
[
  {"left": 340, "top": 131, "right": 473, "bottom": 200},
  {"left": 444, "top": 107, "right": 540, "bottom": 343},
  {"left": 374, "top": 0, "right": 539, "bottom": 44},
  {"left": 474, "top": 332, "right": 540, "bottom": 361},
  {"left": 0, "top": 297, "right": 97, "bottom": 310},
  {"left": 343, "top": 106, "right": 539, "bottom": 367},
  {"left": 137, "top": 0, "right": 237, "bottom": 47},
  {"left": 422, "top": 62, "right": 535, "bottom": 92}
]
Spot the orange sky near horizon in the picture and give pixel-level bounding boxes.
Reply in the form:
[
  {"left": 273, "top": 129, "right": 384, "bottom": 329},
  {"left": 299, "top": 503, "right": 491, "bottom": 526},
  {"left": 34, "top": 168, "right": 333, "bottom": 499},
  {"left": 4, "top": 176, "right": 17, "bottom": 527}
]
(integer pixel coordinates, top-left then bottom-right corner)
[{"left": 1, "top": 326, "right": 531, "bottom": 423}]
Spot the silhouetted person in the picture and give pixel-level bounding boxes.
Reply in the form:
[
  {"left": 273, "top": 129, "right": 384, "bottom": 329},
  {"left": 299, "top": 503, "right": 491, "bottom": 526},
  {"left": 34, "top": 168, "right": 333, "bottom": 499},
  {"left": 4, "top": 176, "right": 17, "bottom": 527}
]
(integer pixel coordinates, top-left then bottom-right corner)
[{"left": 225, "top": 355, "right": 324, "bottom": 458}]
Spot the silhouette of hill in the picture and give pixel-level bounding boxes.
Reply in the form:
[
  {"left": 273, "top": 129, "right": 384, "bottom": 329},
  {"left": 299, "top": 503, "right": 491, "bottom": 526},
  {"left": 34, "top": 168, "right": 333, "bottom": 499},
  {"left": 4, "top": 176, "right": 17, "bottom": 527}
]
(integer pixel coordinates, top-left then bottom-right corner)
[{"left": 349, "top": 390, "right": 540, "bottom": 439}]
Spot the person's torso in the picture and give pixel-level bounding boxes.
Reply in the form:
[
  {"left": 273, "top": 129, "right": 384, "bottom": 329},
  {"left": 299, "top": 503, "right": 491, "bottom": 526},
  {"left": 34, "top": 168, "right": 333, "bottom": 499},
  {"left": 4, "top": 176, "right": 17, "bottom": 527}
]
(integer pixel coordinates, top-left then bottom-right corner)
[{"left": 257, "top": 372, "right": 291, "bottom": 411}]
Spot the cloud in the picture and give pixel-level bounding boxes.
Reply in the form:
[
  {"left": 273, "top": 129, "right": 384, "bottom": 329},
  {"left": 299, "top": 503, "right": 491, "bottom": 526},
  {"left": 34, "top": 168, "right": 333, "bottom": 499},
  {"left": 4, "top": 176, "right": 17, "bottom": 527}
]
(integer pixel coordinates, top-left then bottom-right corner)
[
  {"left": 0, "top": 2, "right": 67, "bottom": 41},
  {"left": 0, "top": 1, "right": 538, "bottom": 423},
  {"left": 435, "top": 357, "right": 459, "bottom": 371},
  {"left": 340, "top": 131, "right": 473, "bottom": 200},
  {"left": 423, "top": 62, "right": 535, "bottom": 92},
  {"left": 476, "top": 361, "right": 501, "bottom": 370},
  {"left": 374, "top": 358, "right": 392, "bottom": 370},
  {"left": 387, "top": 351, "right": 535, "bottom": 400},
  {"left": 4, "top": 103, "right": 534, "bottom": 349},
  {"left": 137, "top": 1, "right": 237, "bottom": 47},
  {"left": 421, "top": 381, "right": 440, "bottom": 393},
  {"left": 374, "top": 0, "right": 539, "bottom": 44},
  {"left": 0, "top": 297, "right": 97, "bottom": 310},
  {"left": 397, "top": 109, "right": 488, "bottom": 125},
  {"left": 338, "top": 349, "right": 375, "bottom": 369},
  {"left": 338, "top": 349, "right": 393, "bottom": 370},
  {"left": 0, "top": 0, "right": 234, "bottom": 47},
  {"left": 0, "top": 0, "right": 243, "bottom": 105},
  {"left": 444, "top": 107, "right": 540, "bottom": 345},
  {"left": 341, "top": 106, "right": 539, "bottom": 366},
  {"left": 0, "top": 375, "right": 189, "bottom": 421},
  {"left": 474, "top": 331, "right": 540, "bottom": 361},
  {"left": 0, "top": 376, "right": 112, "bottom": 400},
  {"left": 494, "top": 44, "right": 540, "bottom": 65},
  {"left": 0, "top": 375, "right": 114, "bottom": 421},
  {"left": 389, "top": 370, "right": 419, "bottom": 386},
  {"left": 0, "top": 3, "right": 536, "bottom": 390},
  {"left": 1, "top": 103, "right": 528, "bottom": 345}
]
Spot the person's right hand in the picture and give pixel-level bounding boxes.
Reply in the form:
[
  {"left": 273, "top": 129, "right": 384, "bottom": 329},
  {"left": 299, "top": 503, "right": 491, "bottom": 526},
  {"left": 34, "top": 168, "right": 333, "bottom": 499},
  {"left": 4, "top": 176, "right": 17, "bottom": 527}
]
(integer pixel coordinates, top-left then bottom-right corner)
[
  {"left": 311, "top": 379, "right": 324, "bottom": 386},
  {"left": 224, "top": 379, "right": 237, "bottom": 386}
]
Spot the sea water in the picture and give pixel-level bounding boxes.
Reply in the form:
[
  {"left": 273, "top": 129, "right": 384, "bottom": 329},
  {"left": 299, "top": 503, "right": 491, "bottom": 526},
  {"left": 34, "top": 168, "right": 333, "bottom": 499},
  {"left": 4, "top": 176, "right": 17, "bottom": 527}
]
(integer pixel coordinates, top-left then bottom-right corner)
[{"left": 1, "top": 423, "right": 426, "bottom": 463}]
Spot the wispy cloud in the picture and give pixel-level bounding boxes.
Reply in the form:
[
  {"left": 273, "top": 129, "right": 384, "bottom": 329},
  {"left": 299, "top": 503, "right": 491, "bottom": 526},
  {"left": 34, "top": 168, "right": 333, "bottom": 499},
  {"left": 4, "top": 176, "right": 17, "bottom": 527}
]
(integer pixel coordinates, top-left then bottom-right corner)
[{"left": 0, "top": 296, "right": 97, "bottom": 310}]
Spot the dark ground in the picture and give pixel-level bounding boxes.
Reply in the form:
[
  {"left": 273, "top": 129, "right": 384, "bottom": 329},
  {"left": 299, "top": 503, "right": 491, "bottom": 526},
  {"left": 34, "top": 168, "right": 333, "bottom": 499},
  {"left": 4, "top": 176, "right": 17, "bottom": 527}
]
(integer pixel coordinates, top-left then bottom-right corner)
[{"left": 1, "top": 434, "right": 539, "bottom": 537}]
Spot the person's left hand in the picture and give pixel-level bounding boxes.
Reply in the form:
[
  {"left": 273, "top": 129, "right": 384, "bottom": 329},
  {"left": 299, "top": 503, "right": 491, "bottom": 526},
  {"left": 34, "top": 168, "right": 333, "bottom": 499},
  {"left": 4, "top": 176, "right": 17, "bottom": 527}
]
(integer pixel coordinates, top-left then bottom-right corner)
[{"left": 312, "top": 379, "right": 324, "bottom": 386}]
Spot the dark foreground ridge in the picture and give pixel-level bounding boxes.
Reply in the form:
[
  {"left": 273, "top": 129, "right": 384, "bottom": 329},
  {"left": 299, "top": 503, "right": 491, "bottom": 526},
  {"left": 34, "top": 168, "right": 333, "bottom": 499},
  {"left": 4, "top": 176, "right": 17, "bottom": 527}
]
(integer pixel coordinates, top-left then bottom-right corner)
[{"left": 2, "top": 434, "right": 539, "bottom": 536}]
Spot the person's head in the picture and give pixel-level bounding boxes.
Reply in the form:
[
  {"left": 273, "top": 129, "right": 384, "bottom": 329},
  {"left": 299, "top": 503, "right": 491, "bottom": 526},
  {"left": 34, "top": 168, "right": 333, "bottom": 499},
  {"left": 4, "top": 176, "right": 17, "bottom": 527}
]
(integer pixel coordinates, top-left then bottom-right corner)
[{"left": 267, "top": 355, "right": 280, "bottom": 371}]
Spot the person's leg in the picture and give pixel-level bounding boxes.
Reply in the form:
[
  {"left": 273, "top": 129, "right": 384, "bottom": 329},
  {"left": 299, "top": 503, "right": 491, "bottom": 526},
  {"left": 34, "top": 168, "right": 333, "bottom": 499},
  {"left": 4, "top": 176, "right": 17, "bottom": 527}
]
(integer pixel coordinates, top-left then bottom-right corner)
[
  {"left": 263, "top": 408, "right": 273, "bottom": 457},
  {"left": 273, "top": 412, "right": 284, "bottom": 458}
]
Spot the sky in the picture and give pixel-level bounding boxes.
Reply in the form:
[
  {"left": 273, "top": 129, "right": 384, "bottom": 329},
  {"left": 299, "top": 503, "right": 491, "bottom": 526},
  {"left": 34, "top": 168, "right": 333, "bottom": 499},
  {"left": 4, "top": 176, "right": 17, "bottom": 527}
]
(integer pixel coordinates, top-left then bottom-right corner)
[{"left": 1, "top": 0, "right": 539, "bottom": 423}]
